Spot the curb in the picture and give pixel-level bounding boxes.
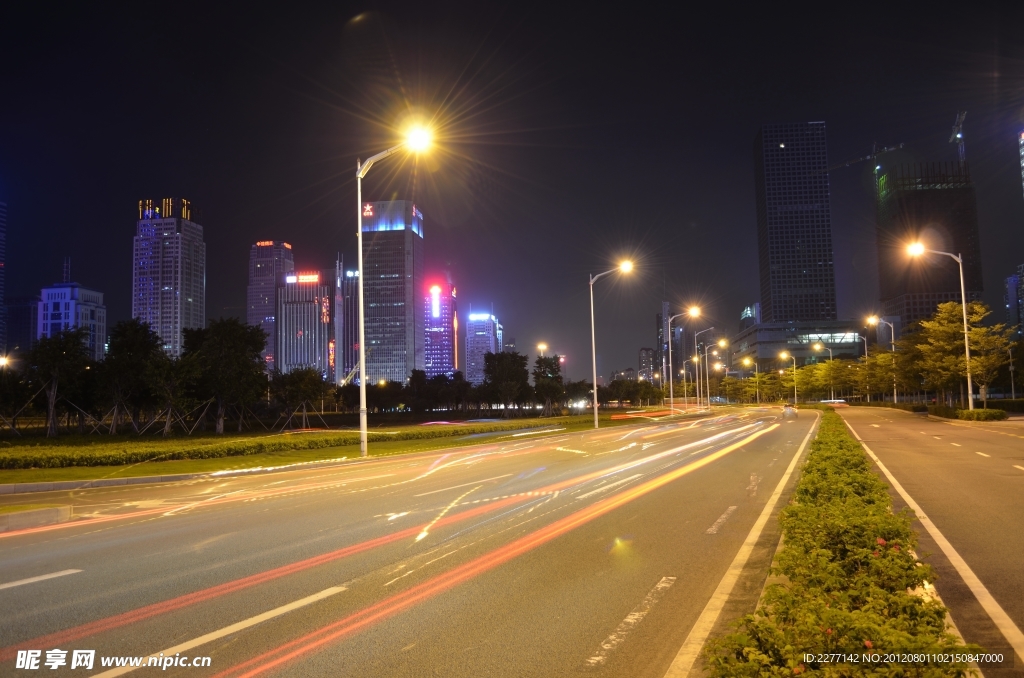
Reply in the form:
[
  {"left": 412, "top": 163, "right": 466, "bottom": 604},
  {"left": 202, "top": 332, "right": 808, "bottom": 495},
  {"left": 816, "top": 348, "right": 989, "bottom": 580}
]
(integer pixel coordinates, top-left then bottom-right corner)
[
  {"left": 0, "top": 506, "right": 72, "bottom": 532},
  {"left": 0, "top": 457, "right": 353, "bottom": 497}
]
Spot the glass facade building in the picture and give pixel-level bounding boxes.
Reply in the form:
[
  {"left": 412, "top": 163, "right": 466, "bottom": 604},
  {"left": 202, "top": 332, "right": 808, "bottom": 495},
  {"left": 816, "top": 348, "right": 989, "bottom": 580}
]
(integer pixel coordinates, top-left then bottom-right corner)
[
  {"left": 424, "top": 278, "right": 457, "bottom": 378},
  {"left": 362, "top": 200, "right": 425, "bottom": 384},
  {"left": 132, "top": 198, "right": 206, "bottom": 357},
  {"left": 1005, "top": 267, "right": 1024, "bottom": 340},
  {"left": 875, "top": 163, "right": 983, "bottom": 327},
  {"left": 465, "top": 313, "right": 502, "bottom": 386},
  {"left": 0, "top": 201, "right": 6, "bottom": 353},
  {"left": 638, "top": 347, "right": 655, "bottom": 382},
  {"left": 753, "top": 122, "right": 837, "bottom": 323},
  {"left": 246, "top": 240, "right": 294, "bottom": 370},
  {"left": 341, "top": 270, "right": 360, "bottom": 382},
  {"left": 275, "top": 267, "right": 342, "bottom": 385},
  {"left": 36, "top": 283, "right": 107, "bottom": 361}
]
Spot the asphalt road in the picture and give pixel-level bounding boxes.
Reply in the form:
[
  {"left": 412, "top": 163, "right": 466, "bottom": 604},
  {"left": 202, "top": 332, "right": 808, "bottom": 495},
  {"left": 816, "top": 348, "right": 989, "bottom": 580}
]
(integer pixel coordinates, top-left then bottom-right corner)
[
  {"left": 838, "top": 407, "right": 1024, "bottom": 677},
  {"left": 0, "top": 410, "right": 817, "bottom": 677}
]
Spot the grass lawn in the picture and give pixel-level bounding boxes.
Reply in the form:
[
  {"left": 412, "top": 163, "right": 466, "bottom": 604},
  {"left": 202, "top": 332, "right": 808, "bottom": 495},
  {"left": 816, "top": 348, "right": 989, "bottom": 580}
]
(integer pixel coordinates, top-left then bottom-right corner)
[{"left": 0, "top": 409, "right": 701, "bottom": 484}]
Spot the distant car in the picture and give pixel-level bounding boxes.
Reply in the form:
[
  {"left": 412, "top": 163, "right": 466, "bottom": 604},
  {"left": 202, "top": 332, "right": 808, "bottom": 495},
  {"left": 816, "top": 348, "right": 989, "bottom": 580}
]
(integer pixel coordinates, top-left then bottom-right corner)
[
  {"left": 821, "top": 399, "right": 848, "bottom": 407},
  {"left": 782, "top": 405, "right": 798, "bottom": 419}
]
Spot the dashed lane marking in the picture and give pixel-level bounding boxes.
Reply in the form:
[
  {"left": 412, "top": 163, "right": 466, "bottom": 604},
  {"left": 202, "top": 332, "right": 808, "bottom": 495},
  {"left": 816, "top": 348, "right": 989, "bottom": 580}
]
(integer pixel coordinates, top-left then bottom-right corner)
[
  {"left": 584, "top": 576, "right": 676, "bottom": 668},
  {"left": 705, "top": 507, "right": 737, "bottom": 534},
  {"left": 951, "top": 443, "right": 961, "bottom": 447},
  {"left": 976, "top": 452, "right": 990, "bottom": 458},
  {"left": 1014, "top": 465, "right": 1024, "bottom": 472},
  {"left": 0, "top": 569, "right": 82, "bottom": 590}
]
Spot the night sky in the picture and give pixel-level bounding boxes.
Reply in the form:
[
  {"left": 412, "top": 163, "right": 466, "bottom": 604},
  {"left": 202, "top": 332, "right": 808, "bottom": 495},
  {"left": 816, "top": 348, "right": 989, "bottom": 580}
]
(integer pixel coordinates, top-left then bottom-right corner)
[{"left": 3, "top": 3, "right": 1024, "bottom": 379}]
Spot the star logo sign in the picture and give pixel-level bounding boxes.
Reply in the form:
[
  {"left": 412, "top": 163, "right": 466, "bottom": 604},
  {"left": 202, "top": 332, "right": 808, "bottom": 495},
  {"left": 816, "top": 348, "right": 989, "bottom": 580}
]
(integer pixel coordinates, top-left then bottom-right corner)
[{"left": 363, "top": 203, "right": 374, "bottom": 217}]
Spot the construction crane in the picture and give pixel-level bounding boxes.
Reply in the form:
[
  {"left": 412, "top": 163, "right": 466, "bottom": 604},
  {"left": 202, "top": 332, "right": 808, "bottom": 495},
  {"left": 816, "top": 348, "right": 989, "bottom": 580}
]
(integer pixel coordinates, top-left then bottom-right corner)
[
  {"left": 813, "top": 141, "right": 905, "bottom": 174},
  {"left": 949, "top": 110, "right": 966, "bottom": 167}
]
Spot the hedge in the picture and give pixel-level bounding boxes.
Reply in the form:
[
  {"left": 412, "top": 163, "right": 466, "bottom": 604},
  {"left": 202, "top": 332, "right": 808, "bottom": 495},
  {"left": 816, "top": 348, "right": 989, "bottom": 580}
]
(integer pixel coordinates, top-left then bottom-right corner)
[
  {"left": 0, "top": 419, "right": 576, "bottom": 470},
  {"left": 704, "top": 410, "right": 976, "bottom": 676},
  {"left": 954, "top": 409, "right": 1007, "bottom": 421},
  {"left": 851, "top": 401, "right": 929, "bottom": 413}
]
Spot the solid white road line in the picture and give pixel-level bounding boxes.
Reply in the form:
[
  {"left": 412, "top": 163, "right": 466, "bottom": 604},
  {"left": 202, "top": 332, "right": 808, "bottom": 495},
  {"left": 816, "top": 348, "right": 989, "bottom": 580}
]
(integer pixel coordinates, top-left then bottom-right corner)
[
  {"left": 951, "top": 443, "right": 961, "bottom": 447},
  {"left": 662, "top": 412, "right": 819, "bottom": 678},
  {"left": 412, "top": 474, "right": 513, "bottom": 497},
  {"left": 0, "top": 569, "right": 82, "bottom": 590},
  {"left": 584, "top": 576, "right": 677, "bottom": 667},
  {"left": 844, "top": 420, "right": 1024, "bottom": 666},
  {"left": 975, "top": 452, "right": 990, "bottom": 458},
  {"left": 705, "top": 507, "right": 737, "bottom": 534},
  {"left": 93, "top": 585, "right": 347, "bottom": 677}
]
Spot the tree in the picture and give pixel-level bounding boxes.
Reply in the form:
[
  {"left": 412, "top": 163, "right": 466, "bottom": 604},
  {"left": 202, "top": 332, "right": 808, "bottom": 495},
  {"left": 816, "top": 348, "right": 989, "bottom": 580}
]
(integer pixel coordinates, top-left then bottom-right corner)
[
  {"left": 916, "top": 302, "right": 989, "bottom": 407},
  {"left": 272, "top": 368, "right": 329, "bottom": 427},
  {"left": 532, "top": 355, "right": 564, "bottom": 416},
  {"left": 483, "top": 351, "right": 530, "bottom": 417},
  {"left": 101, "top": 319, "right": 164, "bottom": 433},
  {"left": 563, "top": 379, "right": 591, "bottom": 412},
  {"left": 28, "top": 328, "right": 91, "bottom": 437},
  {"left": 183, "top": 319, "right": 267, "bottom": 434},
  {"left": 967, "top": 316, "right": 1013, "bottom": 408}
]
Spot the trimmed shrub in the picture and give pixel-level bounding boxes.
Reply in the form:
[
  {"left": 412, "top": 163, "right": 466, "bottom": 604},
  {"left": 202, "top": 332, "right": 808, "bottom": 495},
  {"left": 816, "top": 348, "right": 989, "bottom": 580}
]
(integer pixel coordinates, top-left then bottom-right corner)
[
  {"left": 704, "top": 411, "right": 976, "bottom": 676},
  {"left": 927, "top": 405, "right": 959, "bottom": 419},
  {"left": 957, "top": 409, "right": 1007, "bottom": 421}
]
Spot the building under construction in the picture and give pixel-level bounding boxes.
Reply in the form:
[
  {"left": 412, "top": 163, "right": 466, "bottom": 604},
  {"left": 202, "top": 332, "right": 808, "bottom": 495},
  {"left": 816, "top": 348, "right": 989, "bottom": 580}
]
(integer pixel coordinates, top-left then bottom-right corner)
[{"left": 875, "top": 162, "right": 983, "bottom": 328}]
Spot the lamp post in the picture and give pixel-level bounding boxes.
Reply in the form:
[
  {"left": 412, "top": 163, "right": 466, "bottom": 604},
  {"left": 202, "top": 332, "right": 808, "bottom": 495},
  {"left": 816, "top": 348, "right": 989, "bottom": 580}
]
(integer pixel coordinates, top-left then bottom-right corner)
[
  {"left": 681, "top": 359, "right": 693, "bottom": 410},
  {"left": 867, "top": 316, "right": 898, "bottom": 404},
  {"left": 742, "top": 356, "right": 760, "bottom": 405},
  {"left": 589, "top": 261, "right": 634, "bottom": 429},
  {"left": 694, "top": 324, "right": 714, "bottom": 409},
  {"left": 666, "top": 312, "right": 689, "bottom": 414},
  {"left": 355, "top": 126, "right": 432, "bottom": 456},
  {"left": 779, "top": 351, "right": 797, "bottom": 404},
  {"left": 537, "top": 343, "right": 548, "bottom": 357},
  {"left": 908, "top": 242, "right": 974, "bottom": 410},
  {"left": 1010, "top": 347, "right": 1016, "bottom": 401},
  {"left": 811, "top": 342, "right": 834, "bottom": 401}
]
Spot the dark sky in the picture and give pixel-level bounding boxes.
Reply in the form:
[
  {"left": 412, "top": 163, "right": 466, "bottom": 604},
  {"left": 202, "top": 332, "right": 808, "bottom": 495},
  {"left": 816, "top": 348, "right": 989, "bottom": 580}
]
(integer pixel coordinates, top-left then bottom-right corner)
[{"left": 3, "top": 3, "right": 1024, "bottom": 379}]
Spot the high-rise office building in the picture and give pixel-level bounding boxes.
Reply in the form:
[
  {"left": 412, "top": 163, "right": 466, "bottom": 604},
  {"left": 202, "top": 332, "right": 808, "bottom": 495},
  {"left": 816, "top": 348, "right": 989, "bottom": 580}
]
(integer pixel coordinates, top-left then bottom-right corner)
[
  {"left": 1019, "top": 131, "right": 1024, "bottom": 199},
  {"left": 36, "top": 283, "right": 107, "bottom": 361},
  {"left": 362, "top": 200, "right": 425, "bottom": 383},
  {"left": 1005, "top": 266, "right": 1024, "bottom": 340},
  {"left": 465, "top": 312, "right": 502, "bottom": 385},
  {"left": 341, "top": 269, "right": 360, "bottom": 382},
  {"left": 132, "top": 198, "right": 206, "bottom": 357},
  {"left": 503, "top": 336, "right": 516, "bottom": 353},
  {"left": 0, "top": 201, "right": 6, "bottom": 352},
  {"left": 275, "top": 267, "right": 342, "bottom": 385},
  {"left": 424, "top": 278, "right": 457, "bottom": 378},
  {"left": 6, "top": 295, "right": 40, "bottom": 356},
  {"left": 246, "top": 240, "right": 295, "bottom": 370},
  {"left": 876, "top": 163, "right": 983, "bottom": 327},
  {"left": 753, "top": 122, "right": 837, "bottom": 322},
  {"left": 638, "top": 347, "right": 655, "bottom": 381}
]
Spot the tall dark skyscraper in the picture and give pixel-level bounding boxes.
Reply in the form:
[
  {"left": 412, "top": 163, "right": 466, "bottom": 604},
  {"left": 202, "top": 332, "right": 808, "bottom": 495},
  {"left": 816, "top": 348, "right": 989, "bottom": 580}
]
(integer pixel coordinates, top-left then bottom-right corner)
[
  {"left": 753, "top": 122, "right": 837, "bottom": 323},
  {"left": 876, "top": 163, "right": 983, "bottom": 326},
  {"left": 246, "top": 240, "right": 295, "bottom": 370},
  {"left": 0, "top": 201, "right": 6, "bottom": 352},
  {"left": 132, "top": 198, "right": 206, "bottom": 357},
  {"left": 275, "top": 266, "right": 342, "bottom": 385},
  {"left": 341, "top": 269, "right": 359, "bottom": 381},
  {"left": 362, "top": 200, "right": 425, "bottom": 383},
  {"left": 424, "top": 277, "right": 457, "bottom": 378}
]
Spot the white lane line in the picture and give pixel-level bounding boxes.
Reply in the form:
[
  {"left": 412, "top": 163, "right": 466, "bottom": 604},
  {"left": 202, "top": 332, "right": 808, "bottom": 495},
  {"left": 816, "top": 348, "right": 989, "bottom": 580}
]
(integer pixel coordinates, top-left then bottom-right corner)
[
  {"left": 871, "top": 424, "right": 880, "bottom": 428},
  {"left": 975, "top": 452, "right": 990, "bottom": 458},
  {"left": 663, "top": 412, "right": 820, "bottom": 678},
  {"left": 705, "top": 507, "right": 737, "bottom": 534},
  {"left": 951, "top": 443, "right": 961, "bottom": 447},
  {"left": 0, "top": 569, "right": 82, "bottom": 590},
  {"left": 576, "top": 474, "right": 643, "bottom": 500},
  {"left": 1014, "top": 465, "right": 1024, "bottom": 472},
  {"left": 510, "top": 427, "right": 565, "bottom": 437},
  {"left": 93, "top": 586, "right": 346, "bottom": 677},
  {"left": 844, "top": 420, "right": 1024, "bottom": 666},
  {"left": 412, "top": 474, "right": 513, "bottom": 497},
  {"left": 584, "top": 576, "right": 677, "bottom": 668}
]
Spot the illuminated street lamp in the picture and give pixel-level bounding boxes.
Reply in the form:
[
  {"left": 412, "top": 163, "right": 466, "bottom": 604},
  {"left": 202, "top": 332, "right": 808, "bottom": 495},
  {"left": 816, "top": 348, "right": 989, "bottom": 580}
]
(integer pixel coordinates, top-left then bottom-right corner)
[
  {"left": 665, "top": 311, "right": 691, "bottom": 414},
  {"left": 589, "top": 260, "right": 634, "bottom": 428},
  {"left": 908, "top": 242, "right": 974, "bottom": 410},
  {"left": 355, "top": 125, "right": 433, "bottom": 456},
  {"left": 693, "top": 315, "right": 714, "bottom": 410},
  {"left": 742, "top": 356, "right": 759, "bottom": 405},
  {"left": 811, "top": 342, "right": 834, "bottom": 401},
  {"left": 537, "top": 343, "right": 548, "bottom": 357},
  {"left": 779, "top": 351, "right": 797, "bottom": 404},
  {"left": 867, "top": 316, "right": 898, "bottom": 404}
]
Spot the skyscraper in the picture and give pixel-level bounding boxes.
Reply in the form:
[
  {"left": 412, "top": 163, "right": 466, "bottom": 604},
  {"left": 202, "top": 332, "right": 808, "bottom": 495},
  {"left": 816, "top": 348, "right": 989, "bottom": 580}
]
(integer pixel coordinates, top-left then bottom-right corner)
[
  {"left": 132, "top": 198, "right": 206, "bottom": 357},
  {"left": 1019, "top": 130, "right": 1024, "bottom": 199},
  {"left": 36, "top": 283, "right": 107, "bottom": 361},
  {"left": 0, "top": 201, "right": 6, "bottom": 353},
  {"left": 361, "top": 200, "right": 425, "bottom": 383},
  {"left": 1005, "top": 266, "right": 1024, "bottom": 340},
  {"left": 638, "top": 347, "right": 655, "bottom": 381},
  {"left": 247, "top": 240, "right": 295, "bottom": 370},
  {"left": 876, "top": 163, "right": 983, "bottom": 326},
  {"left": 341, "top": 269, "right": 360, "bottom": 382},
  {"left": 275, "top": 267, "right": 342, "bottom": 384},
  {"left": 465, "top": 312, "right": 502, "bottom": 385},
  {"left": 753, "top": 122, "right": 837, "bottom": 322},
  {"left": 424, "top": 277, "right": 457, "bottom": 378},
  {"left": 5, "top": 295, "right": 39, "bottom": 356}
]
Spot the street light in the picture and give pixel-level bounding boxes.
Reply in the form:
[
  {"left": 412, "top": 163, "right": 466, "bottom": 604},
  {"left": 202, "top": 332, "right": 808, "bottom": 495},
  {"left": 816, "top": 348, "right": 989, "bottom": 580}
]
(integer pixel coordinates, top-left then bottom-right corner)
[
  {"left": 779, "top": 351, "right": 797, "bottom": 404},
  {"left": 694, "top": 325, "right": 715, "bottom": 410},
  {"left": 811, "top": 342, "right": 834, "bottom": 401},
  {"left": 742, "top": 356, "right": 760, "bottom": 405},
  {"left": 867, "top": 316, "right": 898, "bottom": 404},
  {"left": 537, "top": 343, "right": 548, "bottom": 357},
  {"left": 908, "top": 242, "right": 974, "bottom": 410},
  {"left": 703, "top": 338, "right": 723, "bottom": 409},
  {"left": 666, "top": 311, "right": 693, "bottom": 414},
  {"left": 589, "top": 260, "right": 634, "bottom": 429},
  {"left": 355, "top": 125, "right": 433, "bottom": 456},
  {"left": 1010, "top": 347, "right": 1016, "bottom": 401},
  {"left": 681, "top": 359, "right": 693, "bottom": 410}
]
